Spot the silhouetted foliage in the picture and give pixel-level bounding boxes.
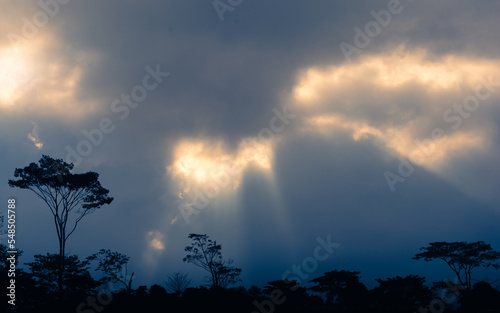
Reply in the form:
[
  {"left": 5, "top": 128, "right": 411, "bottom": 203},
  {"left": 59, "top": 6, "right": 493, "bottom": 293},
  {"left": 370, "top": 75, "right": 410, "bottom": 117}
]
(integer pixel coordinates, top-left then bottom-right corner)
[
  {"left": 87, "top": 249, "right": 134, "bottom": 293},
  {"left": 8, "top": 155, "right": 113, "bottom": 295},
  {"left": 164, "top": 271, "right": 192, "bottom": 296},
  {"left": 0, "top": 212, "right": 6, "bottom": 236},
  {"left": 309, "top": 270, "right": 368, "bottom": 312},
  {"left": 260, "top": 279, "right": 315, "bottom": 313},
  {"left": 372, "top": 275, "right": 432, "bottom": 313},
  {"left": 183, "top": 233, "right": 242, "bottom": 288},
  {"left": 1, "top": 243, "right": 22, "bottom": 270},
  {"left": 414, "top": 241, "right": 500, "bottom": 290},
  {"left": 25, "top": 253, "right": 97, "bottom": 295},
  {"left": 1, "top": 244, "right": 34, "bottom": 311},
  {"left": 247, "top": 284, "right": 264, "bottom": 298},
  {"left": 23, "top": 253, "right": 97, "bottom": 312},
  {"left": 6, "top": 232, "right": 500, "bottom": 313},
  {"left": 431, "top": 278, "right": 467, "bottom": 307},
  {"left": 460, "top": 281, "right": 500, "bottom": 313}
]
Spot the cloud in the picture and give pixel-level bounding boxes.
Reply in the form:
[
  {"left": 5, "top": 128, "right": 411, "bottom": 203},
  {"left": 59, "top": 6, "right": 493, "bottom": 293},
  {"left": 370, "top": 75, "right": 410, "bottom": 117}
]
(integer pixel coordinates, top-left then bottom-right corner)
[
  {"left": 169, "top": 138, "right": 273, "bottom": 188},
  {"left": 291, "top": 45, "right": 500, "bottom": 169},
  {"left": 147, "top": 230, "right": 166, "bottom": 251},
  {"left": 27, "top": 122, "right": 43, "bottom": 149},
  {"left": 167, "top": 137, "right": 274, "bottom": 223},
  {"left": 0, "top": 31, "right": 99, "bottom": 120},
  {"left": 142, "top": 230, "right": 166, "bottom": 269}
]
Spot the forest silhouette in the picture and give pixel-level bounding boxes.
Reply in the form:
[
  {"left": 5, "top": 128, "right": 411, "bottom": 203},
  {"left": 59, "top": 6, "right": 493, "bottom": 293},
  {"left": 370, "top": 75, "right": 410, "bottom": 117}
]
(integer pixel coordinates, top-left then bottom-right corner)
[{"left": 3, "top": 156, "right": 500, "bottom": 313}]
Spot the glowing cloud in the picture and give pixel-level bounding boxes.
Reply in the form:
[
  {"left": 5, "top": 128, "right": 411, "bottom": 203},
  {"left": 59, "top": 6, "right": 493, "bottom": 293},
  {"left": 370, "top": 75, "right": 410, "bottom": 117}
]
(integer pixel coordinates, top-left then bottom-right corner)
[
  {"left": 147, "top": 230, "right": 165, "bottom": 251},
  {"left": 0, "top": 46, "right": 33, "bottom": 105},
  {"left": 0, "top": 34, "right": 98, "bottom": 120},
  {"left": 142, "top": 230, "right": 166, "bottom": 268},
  {"left": 305, "top": 114, "right": 487, "bottom": 168},
  {"left": 167, "top": 137, "right": 274, "bottom": 223},
  {"left": 27, "top": 122, "right": 43, "bottom": 150},
  {"left": 169, "top": 137, "right": 273, "bottom": 195},
  {"left": 293, "top": 46, "right": 500, "bottom": 106},
  {"left": 292, "top": 46, "right": 500, "bottom": 168}
]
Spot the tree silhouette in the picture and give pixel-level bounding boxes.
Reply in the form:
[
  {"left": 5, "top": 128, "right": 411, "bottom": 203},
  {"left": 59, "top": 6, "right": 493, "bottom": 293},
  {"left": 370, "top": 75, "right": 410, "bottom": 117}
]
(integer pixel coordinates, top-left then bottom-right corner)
[
  {"left": 309, "top": 270, "right": 367, "bottom": 305},
  {"left": 25, "top": 253, "right": 97, "bottom": 299},
  {"left": 87, "top": 249, "right": 134, "bottom": 293},
  {"left": 183, "top": 233, "right": 242, "bottom": 288},
  {"left": 1, "top": 244, "right": 44, "bottom": 312},
  {"left": 373, "top": 275, "right": 432, "bottom": 313},
  {"left": 164, "top": 272, "right": 192, "bottom": 296},
  {"left": 247, "top": 285, "right": 264, "bottom": 298},
  {"left": 462, "top": 281, "right": 500, "bottom": 313},
  {"left": 262, "top": 279, "right": 311, "bottom": 311},
  {"left": 413, "top": 241, "right": 500, "bottom": 290},
  {"left": 0, "top": 212, "right": 6, "bottom": 236},
  {"left": 8, "top": 155, "right": 113, "bottom": 295},
  {"left": 0, "top": 243, "right": 22, "bottom": 270}
]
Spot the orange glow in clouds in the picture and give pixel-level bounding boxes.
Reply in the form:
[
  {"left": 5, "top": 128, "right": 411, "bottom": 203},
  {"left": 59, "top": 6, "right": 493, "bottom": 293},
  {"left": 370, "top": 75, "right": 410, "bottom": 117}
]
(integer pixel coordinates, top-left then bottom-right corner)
[
  {"left": 293, "top": 46, "right": 500, "bottom": 105},
  {"left": 0, "top": 35, "right": 96, "bottom": 119},
  {"left": 169, "top": 138, "right": 273, "bottom": 200},
  {"left": 167, "top": 137, "right": 274, "bottom": 224},
  {"left": 293, "top": 46, "right": 499, "bottom": 168},
  {"left": 0, "top": 46, "right": 34, "bottom": 105}
]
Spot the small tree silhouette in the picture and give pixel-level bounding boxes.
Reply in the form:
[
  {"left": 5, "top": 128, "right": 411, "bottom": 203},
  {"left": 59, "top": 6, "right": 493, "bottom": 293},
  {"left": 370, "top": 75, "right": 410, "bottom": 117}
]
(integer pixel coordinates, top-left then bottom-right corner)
[
  {"left": 183, "top": 233, "right": 242, "bottom": 288},
  {"left": 164, "top": 272, "right": 192, "bottom": 296},
  {"left": 87, "top": 249, "right": 134, "bottom": 293},
  {"left": 309, "top": 270, "right": 367, "bottom": 307},
  {"left": 25, "top": 253, "right": 97, "bottom": 297}
]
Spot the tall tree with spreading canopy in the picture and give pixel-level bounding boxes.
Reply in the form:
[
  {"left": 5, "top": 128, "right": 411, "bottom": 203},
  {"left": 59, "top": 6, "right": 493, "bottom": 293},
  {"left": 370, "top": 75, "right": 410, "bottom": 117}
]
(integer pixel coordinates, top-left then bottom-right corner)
[
  {"left": 8, "top": 155, "right": 113, "bottom": 294},
  {"left": 413, "top": 241, "right": 500, "bottom": 290},
  {"left": 183, "top": 233, "right": 242, "bottom": 288}
]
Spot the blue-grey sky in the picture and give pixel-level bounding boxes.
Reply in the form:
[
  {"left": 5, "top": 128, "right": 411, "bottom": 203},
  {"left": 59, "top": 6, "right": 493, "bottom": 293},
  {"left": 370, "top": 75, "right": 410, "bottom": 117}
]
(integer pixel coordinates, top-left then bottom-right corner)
[{"left": 1, "top": 0, "right": 500, "bottom": 289}]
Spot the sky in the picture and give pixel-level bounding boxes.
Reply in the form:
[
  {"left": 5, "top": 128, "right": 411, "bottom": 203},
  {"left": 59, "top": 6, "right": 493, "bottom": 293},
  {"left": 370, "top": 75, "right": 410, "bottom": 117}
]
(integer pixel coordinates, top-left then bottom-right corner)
[{"left": 1, "top": 0, "right": 500, "bottom": 290}]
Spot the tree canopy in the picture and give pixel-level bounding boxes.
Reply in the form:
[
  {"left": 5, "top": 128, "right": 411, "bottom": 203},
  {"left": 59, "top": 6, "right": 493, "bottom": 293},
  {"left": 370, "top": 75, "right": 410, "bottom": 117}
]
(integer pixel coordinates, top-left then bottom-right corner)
[
  {"left": 25, "top": 253, "right": 97, "bottom": 296},
  {"left": 164, "top": 272, "right": 192, "bottom": 296},
  {"left": 8, "top": 155, "right": 113, "bottom": 254},
  {"left": 373, "top": 275, "right": 432, "bottom": 312},
  {"left": 309, "top": 270, "right": 367, "bottom": 306},
  {"left": 87, "top": 249, "right": 134, "bottom": 293},
  {"left": 413, "top": 241, "right": 500, "bottom": 290},
  {"left": 183, "top": 233, "right": 242, "bottom": 288}
]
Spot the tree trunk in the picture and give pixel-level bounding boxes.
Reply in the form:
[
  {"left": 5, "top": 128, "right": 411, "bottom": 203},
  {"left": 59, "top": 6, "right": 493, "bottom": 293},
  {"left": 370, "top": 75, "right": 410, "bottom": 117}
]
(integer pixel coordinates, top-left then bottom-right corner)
[{"left": 58, "top": 235, "right": 65, "bottom": 299}]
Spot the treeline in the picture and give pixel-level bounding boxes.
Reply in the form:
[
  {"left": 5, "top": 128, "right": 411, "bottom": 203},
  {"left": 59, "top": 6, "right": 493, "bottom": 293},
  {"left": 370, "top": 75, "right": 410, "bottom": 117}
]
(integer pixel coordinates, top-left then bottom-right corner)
[{"left": 2, "top": 242, "right": 500, "bottom": 313}]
